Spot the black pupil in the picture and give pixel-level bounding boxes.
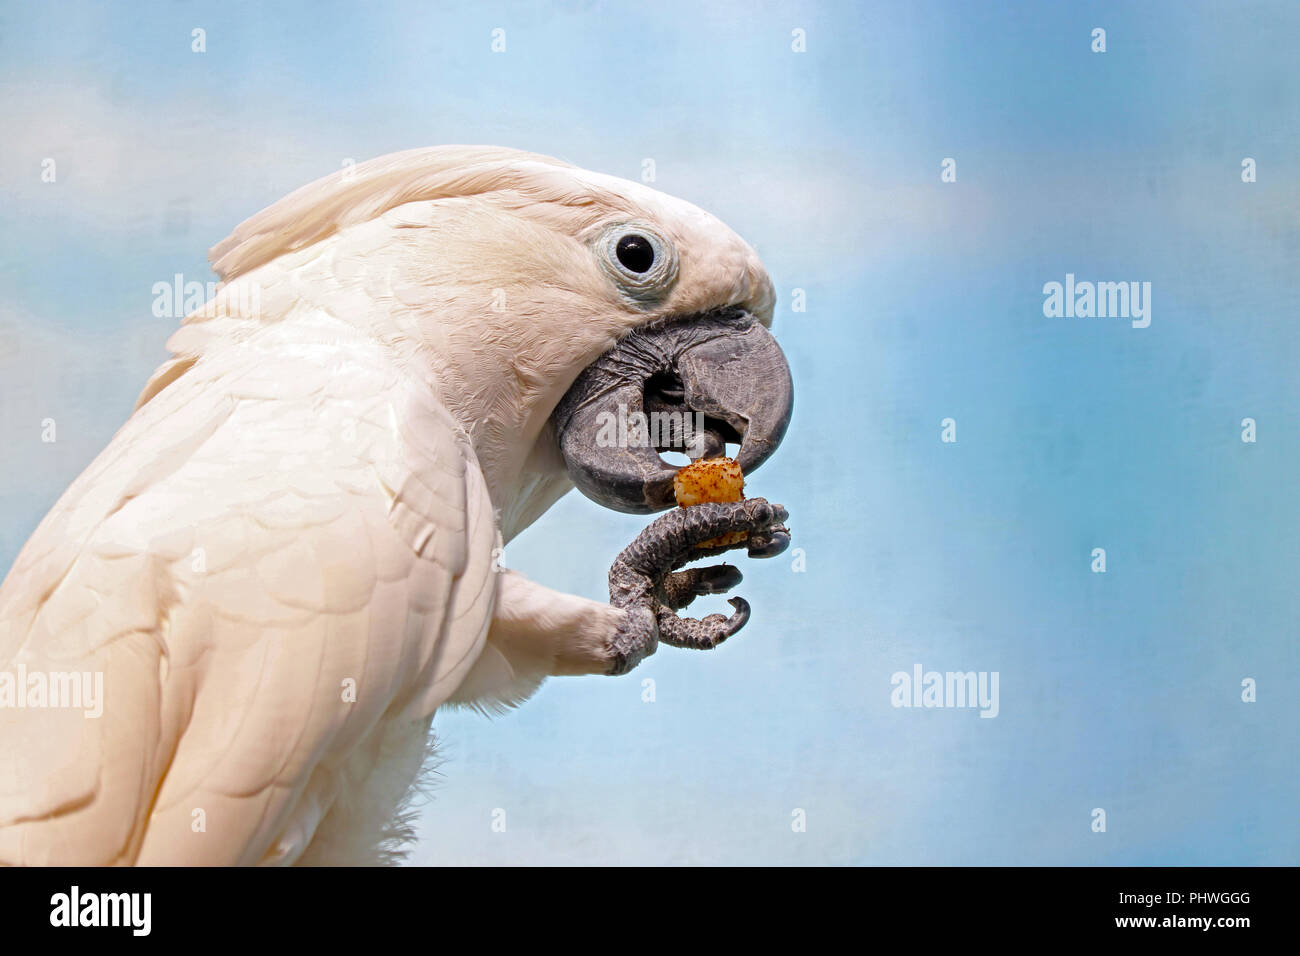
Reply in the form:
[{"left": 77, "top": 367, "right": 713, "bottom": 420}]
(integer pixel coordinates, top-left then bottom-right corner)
[{"left": 616, "top": 234, "right": 655, "bottom": 273}]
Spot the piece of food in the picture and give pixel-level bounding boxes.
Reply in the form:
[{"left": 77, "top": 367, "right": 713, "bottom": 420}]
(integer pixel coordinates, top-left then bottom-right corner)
[{"left": 673, "top": 456, "right": 747, "bottom": 547}]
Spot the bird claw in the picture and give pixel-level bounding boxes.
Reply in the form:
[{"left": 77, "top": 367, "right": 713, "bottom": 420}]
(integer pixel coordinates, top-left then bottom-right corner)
[
  {"left": 605, "top": 498, "right": 790, "bottom": 673},
  {"left": 657, "top": 596, "right": 750, "bottom": 649},
  {"left": 746, "top": 524, "right": 791, "bottom": 559},
  {"left": 658, "top": 563, "right": 743, "bottom": 610}
]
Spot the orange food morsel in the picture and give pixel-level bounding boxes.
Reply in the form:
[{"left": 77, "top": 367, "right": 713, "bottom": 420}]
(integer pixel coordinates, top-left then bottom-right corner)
[{"left": 673, "top": 457, "right": 747, "bottom": 548}]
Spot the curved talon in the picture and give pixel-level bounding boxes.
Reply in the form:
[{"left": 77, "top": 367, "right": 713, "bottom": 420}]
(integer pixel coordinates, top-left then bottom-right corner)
[
  {"left": 657, "top": 596, "right": 751, "bottom": 649},
  {"left": 659, "top": 564, "right": 742, "bottom": 610},
  {"left": 747, "top": 525, "right": 790, "bottom": 559},
  {"left": 692, "top": 564, "right": 743, "bottom": 594}
]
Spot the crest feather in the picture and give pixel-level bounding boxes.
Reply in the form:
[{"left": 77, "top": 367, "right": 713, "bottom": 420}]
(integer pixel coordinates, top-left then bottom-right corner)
[{"left": 209, "top": 146, "right": 579, "bottom": 280}]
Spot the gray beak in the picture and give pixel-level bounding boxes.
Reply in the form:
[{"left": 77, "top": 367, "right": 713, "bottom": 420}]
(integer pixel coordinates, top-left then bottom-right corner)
[{"left": 552, "top": 308, "right": 794, "bottom": 513}]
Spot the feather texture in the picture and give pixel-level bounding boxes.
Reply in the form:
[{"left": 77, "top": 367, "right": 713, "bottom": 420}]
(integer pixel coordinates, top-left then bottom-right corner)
[
  {"left": 0, "top": 146, "right": 777, "bottom": 864},
  {"left": 0, "top": 314, "right": 496, "bottom": 864}
]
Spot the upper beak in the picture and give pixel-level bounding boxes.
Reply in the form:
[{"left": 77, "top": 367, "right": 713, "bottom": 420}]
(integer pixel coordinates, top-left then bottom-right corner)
[{"left": 551, "top": 308, "right": 794, "bottom": 513}]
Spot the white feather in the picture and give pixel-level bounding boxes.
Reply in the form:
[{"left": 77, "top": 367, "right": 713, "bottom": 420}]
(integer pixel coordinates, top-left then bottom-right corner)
[{"left": 0, "top": 146, "right": 775, "bottom": 864}]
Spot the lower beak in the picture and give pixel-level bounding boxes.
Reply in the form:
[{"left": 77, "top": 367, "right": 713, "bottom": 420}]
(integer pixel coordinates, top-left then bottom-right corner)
[{"left": 552, "top": 308, "right": 794, "bottom": 513}]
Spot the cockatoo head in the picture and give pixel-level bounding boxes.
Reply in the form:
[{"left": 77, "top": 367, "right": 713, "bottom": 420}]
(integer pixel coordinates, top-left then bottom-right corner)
[{"left": 205, "top": 146, "right": 793, "bottom": 537}]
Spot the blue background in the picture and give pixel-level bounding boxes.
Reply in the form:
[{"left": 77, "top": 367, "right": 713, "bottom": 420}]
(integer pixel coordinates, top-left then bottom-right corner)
[{"left": 1, "top": 0, "right": 1296, "bottom": 864}]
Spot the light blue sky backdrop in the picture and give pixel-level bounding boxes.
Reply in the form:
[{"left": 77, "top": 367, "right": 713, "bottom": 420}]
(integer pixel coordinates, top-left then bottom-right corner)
[{"left": 1, "top": 0, "right": 1296, "bottom": 863}]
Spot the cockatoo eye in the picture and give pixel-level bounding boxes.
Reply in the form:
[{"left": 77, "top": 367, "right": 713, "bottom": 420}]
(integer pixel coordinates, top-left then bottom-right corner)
[
  {"left": 615, "top": 234, "right": 655, "bottom": 273},
  {"left": 597, "top": 222, "right": 677, "bottom": 301}
]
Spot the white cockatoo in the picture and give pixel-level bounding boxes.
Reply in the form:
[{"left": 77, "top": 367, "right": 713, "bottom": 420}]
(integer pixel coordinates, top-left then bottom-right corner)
[{"left": 0, "top": 147, "right": 793, "bottom": 865}]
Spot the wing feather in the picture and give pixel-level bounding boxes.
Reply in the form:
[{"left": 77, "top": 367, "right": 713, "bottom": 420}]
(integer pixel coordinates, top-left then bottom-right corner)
[{"left": 0, "top": 321, "right": 498, "bottom": 864}]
